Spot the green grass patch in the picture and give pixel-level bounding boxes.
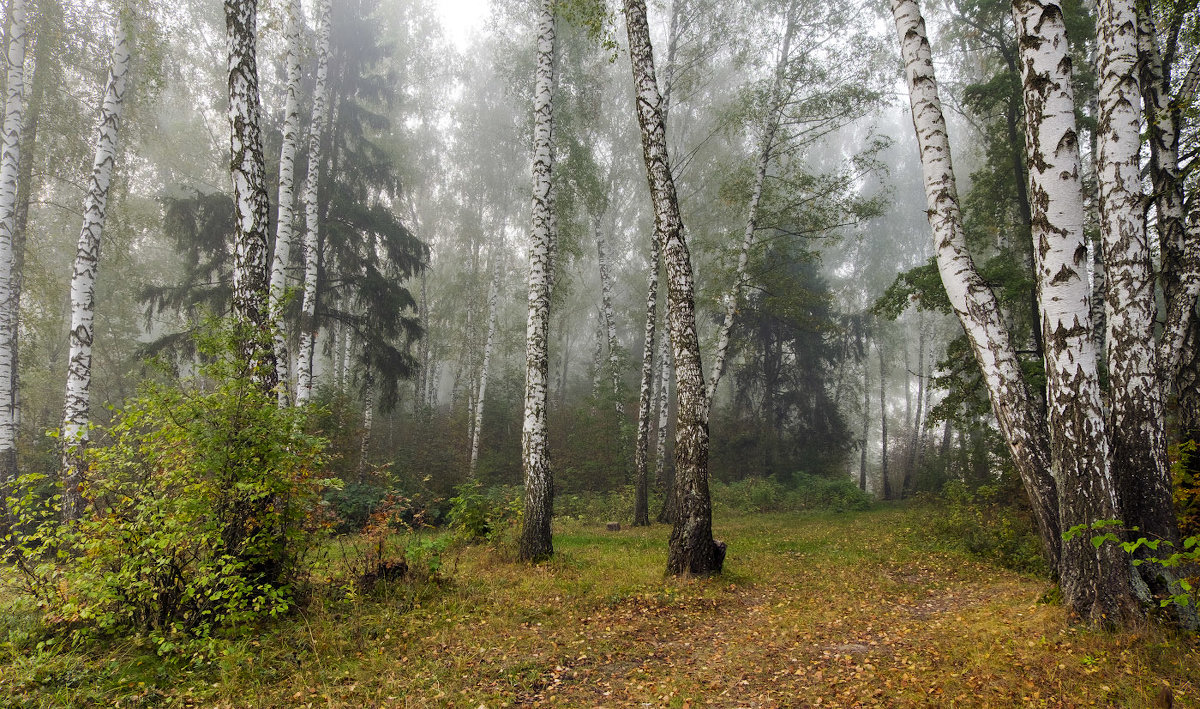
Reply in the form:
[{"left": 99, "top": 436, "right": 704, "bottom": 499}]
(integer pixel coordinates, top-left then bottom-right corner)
[{"left": 2, "top": 506, "right": 1197, "bottom": 707}]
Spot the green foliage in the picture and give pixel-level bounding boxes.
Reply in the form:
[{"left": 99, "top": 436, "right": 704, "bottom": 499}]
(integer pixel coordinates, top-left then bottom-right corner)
[
  {"left": 711, "top": 475, "right": 872, "bottom": 515},
  {"left": 927, "top": 480, "right": 1047, "bottom": 575},
  {"left": 2, "top": 321, "right": 332, "bottom": 661},
  {"left": 446, "top": 482, "right": 522, "bottom": 546},
  {"left": 1172, "top": 440, "right": 1200, "bottom": 538},
  {"left": 1064, "top": 521, "right": 1199, "bottom": 611}
]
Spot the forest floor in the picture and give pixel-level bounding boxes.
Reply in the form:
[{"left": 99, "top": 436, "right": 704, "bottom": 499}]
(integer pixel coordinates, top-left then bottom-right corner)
[{"left": 3, "top": 505, "right": 1199, "bottom": 708}]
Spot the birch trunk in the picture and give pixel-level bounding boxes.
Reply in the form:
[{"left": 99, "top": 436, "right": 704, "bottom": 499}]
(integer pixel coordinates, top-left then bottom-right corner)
[
  {"left": 878, "top": 344, "right": 891, "bottom": 500},
  {"left": 706, "top": 1, "right": 797, "bottom": 405},
  {"left": 1012, "top": 0, "right": 1137, "bottom": 622},
  {"left": 61, "top": 27, "right": 129, "bottom": 521},
  {"left": 225, "top": 0, "right": 277, "bottom": 390},
  {"left": 519, "top": 0, "right": 556, "bottom": 563},
  {"left": 859, "top": 353, "right": 869, "bottom": 492},
  {"left": 892, "top": 0, "right": 1061, "bottom": 571},
  {"left": 0, "top": 0, "right": 26, "bottom": 500},
  {"left": 1141, "top": 10, "right": 1200, "bottom": 382},
  {"left": 470, "top": 248, "right": 501, "bottom": 479},
  {"left": 268, "top": 0, "right": 303, "bottom": 404},
  {"left": 358, "top": 363, "right": 373, "bottom": 480},
  {"left": 624, "top": 0, "right": 723, "bottom": 575},
  {"left": 594, "top": 214, "right": 624, "bottom": 415},
  {"left": 633, "top": 236, "right": 659, "bottom": 526},
  {"left": 295, "top": 0, "right": 332, "bottom": 405},
  {"left": 653, "top": 328, "right": 674, "bottom": 523},
  {"left": 1097, "top": 0, "right": 1180, "bottom": 568},
  {"left": 902, "top": 323, "right": 926, "bottom": 495}
]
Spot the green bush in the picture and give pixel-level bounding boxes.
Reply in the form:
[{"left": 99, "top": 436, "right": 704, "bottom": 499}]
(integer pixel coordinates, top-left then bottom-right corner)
[
  {"left": 2, "top": 321, "right": 333, "bottom": 660},
  {"left": 711, "top": 474, "right": 872, "bottom": 515},
  {"left": 928, "top": 480, "right": 1047, "bottom": 575},
  {"left": 446, "top": 481, "right": 522, "bottom": 544}
]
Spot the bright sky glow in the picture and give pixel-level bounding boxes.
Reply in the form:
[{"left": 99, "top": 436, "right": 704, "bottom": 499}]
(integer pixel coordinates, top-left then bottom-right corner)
[{"left": 433, "top": 0, "right": 491, "bottom": 51}]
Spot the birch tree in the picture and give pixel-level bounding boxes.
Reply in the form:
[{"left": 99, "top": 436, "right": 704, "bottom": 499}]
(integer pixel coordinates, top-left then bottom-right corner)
[
  {"left": 61, "top": 24, "right": 130, "bottom": 522},
  {"left": 633, "top": 235, "right": 659, "bottom": 526},
  {"left": 705, "top": 0, "right": 797, "bottom": 405},
  {"left": 518, "top": 0, "right": 557, "bottom": 563},
  {"left": 1011, "top": 0, "right": 1138, "bottom": 622},
  {"left": 624, "top": 0, "right": 723, "bottom": 575},
  {"left": 0, "top": 0, "right": 26, "bottom": 500},
  {"left": 469, "top": 245, "right": 501, "bottom": 478},
  {"left": 225, "top": 0, "right": 277, "bottom": 388},
  {"left": 295, "top": 0, "right": 332, "bottom": 405},
  {"left": 891, "top": 0, "right": 1060, "bottom": 569},
  {"left": 1096, "top": 0, "right": 1179, "bottom": 574},
  {"left": 268, "top": 0, "right": 304, "bottom": 403}
]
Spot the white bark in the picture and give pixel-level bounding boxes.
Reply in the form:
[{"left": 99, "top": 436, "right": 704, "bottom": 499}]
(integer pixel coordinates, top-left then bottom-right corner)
[
  {"left": 296, "top": 0, "right": 332, "bottom": 405},
  {"left": 61, "top": 26, "right": 130, "bottom": 521},
  {"left": 1012, "top": 0, "right": 1135, "bottom": 621},
  {"left": 519, "top": 0, "right": 556, "bottom": 562},
  {"left": 0, "top": 0, "right": 26, "bottom": 487},
  {"left": 594, "top": 214, "right": 624, "bottom": 415},
  {"left": 469, "top": 247, "right": 501, "bottom": 478},
  {"left": 633, "top": 233, "right": 660, "bottom": 526},
  {"left": 268, "top": 0, "right": 304, "bottom": 404},
  {"left": 624, "top": 0, "right": 722, "bottom": 575},
  {"left": 226, "top": 0, "right": 274, "bottom": 367},
  {"left": 706, "top": 0, "right": 797, "bottom": 405},
  {"left": 891, "top": 0, "right": 1060, "bottom": 568}
]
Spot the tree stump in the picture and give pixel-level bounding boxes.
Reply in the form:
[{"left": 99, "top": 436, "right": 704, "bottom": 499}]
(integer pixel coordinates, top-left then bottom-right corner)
[{"left": 606, "top": 522, "right": 621, "bottom": 532}]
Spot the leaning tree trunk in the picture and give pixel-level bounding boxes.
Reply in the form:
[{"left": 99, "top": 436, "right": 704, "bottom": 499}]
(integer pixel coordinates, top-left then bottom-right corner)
[
  {"left": 295, "top": 0, "right": 332, "bottom": 405},
  {"left": 706, "top": 0, "right": 797, "bottom": 405},
  {"left": 1097, "top": 0, "right": 1180, "bottom": 570},
  {"left": 625, "top": 0, "right": 723, "bottom": 575},
  {"left": 469, "top": 247, "right": 501, "bottom": 479},
  {"left": 633, "top": 235, "right": 660, "bottom": 527},
  {"left": 1012, "top": 0, "right": 1137, "bottom": 623},
  {"left": 61, "top": 27, "right": 129, "bottom": 522},
  {"left": 892, "top": 0, "right": 1061, "bottom": 572},
  {"left": 268, "top": 0, "right": 304, "bottom": 404},
  {"left": 518, "top": 0, "right": 557, "bottom": 563},
  {"left": 225, "top": 0, "right": 277, "bottom": 391},
  {"left": 0, "top": 0, "right": 27, "bottom": 508}
]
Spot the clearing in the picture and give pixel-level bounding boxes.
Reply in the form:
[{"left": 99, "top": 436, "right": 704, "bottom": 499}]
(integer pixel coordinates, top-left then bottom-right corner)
[{"left": 3, "top": 506, "right": 1198, "bottom": 707}]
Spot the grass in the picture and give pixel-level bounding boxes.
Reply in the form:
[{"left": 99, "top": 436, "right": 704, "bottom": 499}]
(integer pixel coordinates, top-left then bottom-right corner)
[{"left": 2, "top": 505, "right": 1198, "bottom": 707}]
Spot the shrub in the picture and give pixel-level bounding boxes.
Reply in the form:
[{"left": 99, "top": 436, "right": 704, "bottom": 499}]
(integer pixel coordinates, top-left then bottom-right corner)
[
  {"left": 711, "top": 475, "right": 872, "bottom": 515},
  {"left": 446, "top": 481, "right": 522, "bottom": 544},
  {"left": 2, "top": 320, "right": 333, "bottom": 659},
  {"left": 927, "top": 480, "right": 1047, "bottom": 575}
]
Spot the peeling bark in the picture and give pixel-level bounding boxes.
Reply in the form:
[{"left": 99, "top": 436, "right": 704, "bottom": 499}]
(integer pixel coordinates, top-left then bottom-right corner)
[
  {"left": 891, "top": 0, "right": 1060, "bottom": 571},
  {"left": 1097, "top": 0, "right": 1180, "bottom": 573},
  {"left": 1012, "top": 0, "right": 1137, "bottom": 622}
]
